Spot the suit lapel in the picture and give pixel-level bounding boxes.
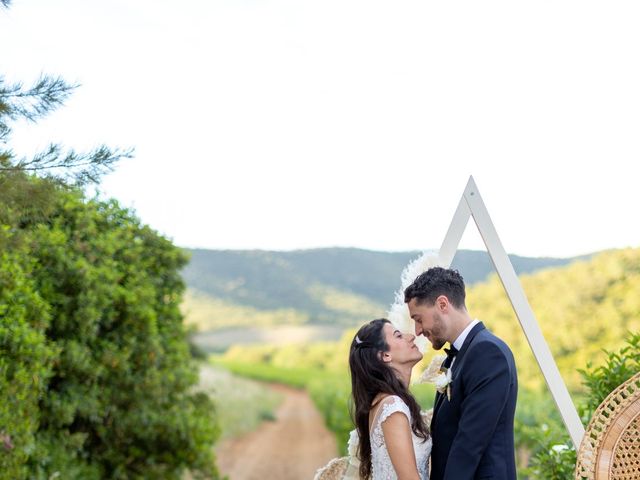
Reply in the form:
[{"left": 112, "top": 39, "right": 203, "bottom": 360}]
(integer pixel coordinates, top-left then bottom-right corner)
[
  {"left": 431, "top": 391, "right": 444, "bottom": 432},
  {"left": 431, "top": 322, "right": 486, "bottom": 426},
  {"left": 433, "top": 390, "right": 445, "bottom": 414},
  {"left": 451, "top": 321, "right": 485, "bottom": 376}
]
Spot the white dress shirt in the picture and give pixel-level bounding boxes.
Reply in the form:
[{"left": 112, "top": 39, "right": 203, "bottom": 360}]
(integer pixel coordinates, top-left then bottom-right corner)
[{"left": 450, "top": 318, "right": 480, "bottom": 369}]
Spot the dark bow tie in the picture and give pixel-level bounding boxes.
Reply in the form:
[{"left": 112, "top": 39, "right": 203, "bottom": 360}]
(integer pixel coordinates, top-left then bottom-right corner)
[{"left": 442, "top": 345, "right": 459, "bottom": 369}]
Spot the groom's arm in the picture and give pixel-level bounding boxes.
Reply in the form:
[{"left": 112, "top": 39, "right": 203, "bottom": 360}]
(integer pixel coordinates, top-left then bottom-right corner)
[{"left": 443, "top": 341, "right": 513, "bottom": 479}]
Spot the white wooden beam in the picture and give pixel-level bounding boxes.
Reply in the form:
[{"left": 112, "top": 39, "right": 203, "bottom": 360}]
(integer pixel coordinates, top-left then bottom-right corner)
[
  {"left": 439, "top": 175, "right": 585, "bottom": 448},
  {"left": 438, "top": 193, "right": 471, "bottom": 268}
]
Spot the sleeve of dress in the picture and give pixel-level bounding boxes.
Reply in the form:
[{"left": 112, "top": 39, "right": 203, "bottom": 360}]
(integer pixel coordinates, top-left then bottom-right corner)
[
  {"left": 377, "top": 396, "right": 412, "bottom": 426},
  {"left": 369, "top": 395, "right": 412, "bottom": 449}
]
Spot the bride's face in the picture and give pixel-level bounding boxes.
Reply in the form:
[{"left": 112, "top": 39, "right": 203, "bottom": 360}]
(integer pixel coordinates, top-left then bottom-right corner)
[{"left": 381, "top": 322, "right": 423, "bottom": 366}]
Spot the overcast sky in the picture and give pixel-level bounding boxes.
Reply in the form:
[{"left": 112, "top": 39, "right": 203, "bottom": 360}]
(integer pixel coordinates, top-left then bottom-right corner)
[{"left": 2, "top": 0, "right": 639, "bottom": 258}]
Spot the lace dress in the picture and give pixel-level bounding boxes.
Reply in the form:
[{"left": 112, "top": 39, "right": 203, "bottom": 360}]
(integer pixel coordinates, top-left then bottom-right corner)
[{"left": 370, "top": 395, "right": 431, "bottom": 480}]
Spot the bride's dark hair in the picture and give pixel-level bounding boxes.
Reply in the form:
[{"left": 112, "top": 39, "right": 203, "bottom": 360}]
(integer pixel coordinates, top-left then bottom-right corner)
[{"left": 349, "top": 318, "right": 428, "bottom": 479}]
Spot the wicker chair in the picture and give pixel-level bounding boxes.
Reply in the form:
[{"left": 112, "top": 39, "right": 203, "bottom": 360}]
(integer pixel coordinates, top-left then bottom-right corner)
[{"left": 575, "top": 371, "right": 640, "bottom": 479}]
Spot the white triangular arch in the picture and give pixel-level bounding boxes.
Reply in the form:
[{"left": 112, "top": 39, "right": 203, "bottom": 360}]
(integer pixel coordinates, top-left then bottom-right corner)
[{"left": 439, "top": 176, "right": 585, "bottom": 448}]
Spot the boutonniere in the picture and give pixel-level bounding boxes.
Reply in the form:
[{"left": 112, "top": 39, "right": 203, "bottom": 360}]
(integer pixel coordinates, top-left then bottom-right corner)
[
  {"left": 416, "top": 354, "right": 453, "bottom": 401},
  {"left": 433, "top": 368, "right": 453, "bottom": 400}
]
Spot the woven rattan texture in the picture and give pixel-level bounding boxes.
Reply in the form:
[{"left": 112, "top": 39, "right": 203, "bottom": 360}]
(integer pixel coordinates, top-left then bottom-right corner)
[{"left": 575, "top": 372, "right": 640, "bottom": 479}]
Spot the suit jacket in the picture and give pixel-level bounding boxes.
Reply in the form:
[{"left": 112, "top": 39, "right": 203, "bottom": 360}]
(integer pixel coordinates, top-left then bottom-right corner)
[{"left": 429, "top": 322, "right": 518, "bottom": 480}]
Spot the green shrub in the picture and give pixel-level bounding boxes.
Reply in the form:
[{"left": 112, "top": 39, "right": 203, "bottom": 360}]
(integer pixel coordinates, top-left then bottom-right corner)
[
  {"left": 0, "top": 250, "right": 56, "bottom": 479},
  {"left": 526, "top": 331, "right": 640, "bottom": 479},
  {"left": 521, "top": 423, "right": 576, "bottom": 480},
  {"left": 578, "top": 332, "right": 640, "bottom": 420},
  {"left": 1, "top": 176, "right": 221, "bottom": 479}
]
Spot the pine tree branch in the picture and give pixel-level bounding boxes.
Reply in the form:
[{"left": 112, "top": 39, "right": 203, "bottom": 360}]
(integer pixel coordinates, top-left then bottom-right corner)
[
  {"left": 1, "top": 75, "right": 77, "bottom": 146},
  {"left": 0, "top": 144, "right": 134, "bottom": 186},
  {"left": 0, "top": 75, "right": 77, "bottom": 122}
]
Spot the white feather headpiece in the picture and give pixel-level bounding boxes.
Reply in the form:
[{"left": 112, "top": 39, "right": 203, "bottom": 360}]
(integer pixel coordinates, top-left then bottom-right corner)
[{"left": 386, "top": 250, "right": 443, "bottom": 351}]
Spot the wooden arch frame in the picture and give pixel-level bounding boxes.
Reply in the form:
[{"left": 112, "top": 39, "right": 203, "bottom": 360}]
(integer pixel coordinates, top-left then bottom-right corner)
[{"left": 438, "top": 176, "right": 585, "bottom": 448}]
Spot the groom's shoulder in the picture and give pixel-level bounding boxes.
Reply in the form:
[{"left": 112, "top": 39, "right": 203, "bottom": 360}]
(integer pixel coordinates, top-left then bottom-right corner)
[
  {"left": 472, "top": 326, "right": 515, "bottom": 358},
  {"left": 477, "top": 326, "right": 504, "bottom": 343}
]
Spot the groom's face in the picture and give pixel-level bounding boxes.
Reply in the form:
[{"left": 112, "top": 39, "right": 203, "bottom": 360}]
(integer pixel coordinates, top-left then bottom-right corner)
[{"left": 408, "top": 297, "right": 448, "bottom": 350}]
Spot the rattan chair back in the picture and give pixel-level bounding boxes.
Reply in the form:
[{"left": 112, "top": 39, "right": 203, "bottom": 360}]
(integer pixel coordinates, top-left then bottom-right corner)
[{"left": 575, "top": 371, "right": 640, "bottom": 479}]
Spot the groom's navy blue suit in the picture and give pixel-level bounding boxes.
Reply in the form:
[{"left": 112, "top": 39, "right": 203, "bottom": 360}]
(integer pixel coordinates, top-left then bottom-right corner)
[{"left": 430, "top": 322, "right": 518, "bottom": 480}]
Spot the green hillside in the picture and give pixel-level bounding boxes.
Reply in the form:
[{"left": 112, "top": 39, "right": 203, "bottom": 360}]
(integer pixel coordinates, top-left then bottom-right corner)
[
  {"left": 216, "top": 247, "right": 640, "bottom": 393},
  {"left": 467, "top": 247, "right": 640, "bottom": 392},
  {"left": 181, "top": 247, "right": 581, "bottom": 331}
]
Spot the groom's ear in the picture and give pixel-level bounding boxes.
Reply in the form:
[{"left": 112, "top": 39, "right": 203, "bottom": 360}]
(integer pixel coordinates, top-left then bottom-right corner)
[{"left": 436, "top": 295, "right": 449, "bottom": 312}]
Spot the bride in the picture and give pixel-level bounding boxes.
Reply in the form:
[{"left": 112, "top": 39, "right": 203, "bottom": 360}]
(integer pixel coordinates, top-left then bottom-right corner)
[{"left": 348, "top": 318, "right": 432, "bottom": 480}]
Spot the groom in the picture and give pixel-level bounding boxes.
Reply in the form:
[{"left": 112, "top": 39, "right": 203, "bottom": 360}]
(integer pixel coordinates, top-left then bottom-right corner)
[{"left": 405, "top": 267, "right": 518, "bottom": 480}]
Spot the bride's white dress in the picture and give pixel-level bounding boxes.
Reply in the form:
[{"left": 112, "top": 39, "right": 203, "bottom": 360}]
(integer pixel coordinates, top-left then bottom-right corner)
[{"left": 370, "top": 395, "right": 432, "bottom": 480}]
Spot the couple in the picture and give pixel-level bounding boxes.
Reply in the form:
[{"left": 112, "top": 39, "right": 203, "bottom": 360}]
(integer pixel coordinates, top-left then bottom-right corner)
[{"left": 349, "top": 267, "right": 518, "bottom": 480}]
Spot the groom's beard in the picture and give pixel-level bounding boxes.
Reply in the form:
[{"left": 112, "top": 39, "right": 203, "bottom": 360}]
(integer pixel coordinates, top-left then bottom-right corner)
[{"left": 428, "top": 312, "right": 447, "bottom": 351}]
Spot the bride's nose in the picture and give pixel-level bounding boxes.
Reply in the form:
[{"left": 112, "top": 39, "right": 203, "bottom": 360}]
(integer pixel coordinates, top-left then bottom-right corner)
[{"left": 407, "top": 333, "right": 416, "bottom": 342}]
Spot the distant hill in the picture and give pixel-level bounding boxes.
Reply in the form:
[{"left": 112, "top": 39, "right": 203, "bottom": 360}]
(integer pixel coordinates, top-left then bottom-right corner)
[
  {"left": 216, "top": 248, "right": 640, "bottom": 396},
  {"left": 181, "top": 248, "right": 584, "bottom": 331}
]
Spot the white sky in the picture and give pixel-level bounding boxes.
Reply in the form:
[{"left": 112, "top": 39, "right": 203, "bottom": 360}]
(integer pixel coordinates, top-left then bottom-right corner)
[{"left": 2, "top": 0, "right": 639, "bottom": 258}]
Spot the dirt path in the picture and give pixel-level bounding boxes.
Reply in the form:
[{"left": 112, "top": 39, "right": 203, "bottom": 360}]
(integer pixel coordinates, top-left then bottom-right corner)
[{"left": 215, "top": 384, "right": 339, "bottom": 480}]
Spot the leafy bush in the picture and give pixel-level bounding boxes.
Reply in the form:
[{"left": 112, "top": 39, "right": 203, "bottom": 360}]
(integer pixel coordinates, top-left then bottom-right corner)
[
  {"left": 526, "top": 331, "right": 640, "bottom": 479},
  {"left": 520, "top": 421, "right": 575, "bottom": 480},
  {"left": 578, "top": 331, "right": 640, "bottom": 420},
  {"left": 0, "top": 249, "right": 56, "bottom": 479},
  {"left": 0, "top": 176, "right": 220, "bottom": 479}
]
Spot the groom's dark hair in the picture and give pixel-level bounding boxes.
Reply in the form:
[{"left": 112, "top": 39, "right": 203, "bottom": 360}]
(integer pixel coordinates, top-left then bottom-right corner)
[{"left": 404, "top": 267, "right": 467, "bottom": 309}]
